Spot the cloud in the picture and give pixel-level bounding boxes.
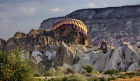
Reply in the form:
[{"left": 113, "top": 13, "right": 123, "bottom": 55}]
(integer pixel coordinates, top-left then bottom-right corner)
[
  {"left": 21, "top": 7, "right": 35, "bottom": 15},
  {"left": 87, "top": 3, "right": 96, "bottom": 8},
  {"left": 50, "top": 7, "right": 60, "bottom": 12}
]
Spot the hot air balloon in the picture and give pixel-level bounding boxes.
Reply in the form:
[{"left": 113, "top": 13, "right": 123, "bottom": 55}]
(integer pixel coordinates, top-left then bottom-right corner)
[{"left": 51, "top": 19, "right": 87, "bottom": 35}]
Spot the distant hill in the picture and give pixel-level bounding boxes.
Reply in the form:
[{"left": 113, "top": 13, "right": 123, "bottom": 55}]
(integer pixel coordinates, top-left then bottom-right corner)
[{"left": 39, "top": 4, "right": 140, "bottom": 36}]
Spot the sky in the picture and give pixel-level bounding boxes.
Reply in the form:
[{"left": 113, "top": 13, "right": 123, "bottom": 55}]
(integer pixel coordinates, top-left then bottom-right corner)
[{"left": 0, "top": 0, "right": 140, "bottom": 40}]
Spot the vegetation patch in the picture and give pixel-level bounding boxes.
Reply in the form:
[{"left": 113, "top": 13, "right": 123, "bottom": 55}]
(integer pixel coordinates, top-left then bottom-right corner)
[
  {"left": 0, "top": 48, "right": 35, "bottom": 81},
  {"left": 104, "top": 69, "right": 119, "bottom": 75}
]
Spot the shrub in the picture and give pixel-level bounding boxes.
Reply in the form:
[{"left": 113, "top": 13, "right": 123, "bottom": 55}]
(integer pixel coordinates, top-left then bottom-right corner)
[
  {"left": 47, "top": 73, "right": 86, "bottom": 81},
  {"left": 34, "top": 73, "right": 40, "bottom": 77},
  {"left": 47, "top": 77, "right": 68, "bottom": 81},
  {"left": 104, "top": 69, "right": 119, "bottom": 75},
  {"left": 136, "top": 72, "right": 140, "bottom": 76},
  {"left": 56, "top": 66, "right": 65, "bottom": 76},
  {"left": 61, "top": 77, "right": 68, "bottom": 81},
  {"left": 36, "top": 78, "right": 46, "bottom": 81},
  {"left": 126, "top": 72, "right": 136, "bottom": 78},
  {"left": 108, "top": 76, "right": 116, "bottom": 81},
  {"left": 82, "top": 65, "right": 94, "bottom": 73},
  {"left": 66, "top": 68, "right": 75, "bottom": 74},
  {"left": 0, "top": 48, "right": 35, "bottom": 81},
  {"left": 81, "top": 70, "right": 88, "bottom": 74},
  {"left": 69, "top": 73, "right": 86, "bottom": 81},
  {"left": 119, "top": 74, "right": 130, "bottom": 79},
  {"left": 44, "top": 68, "right": 56, "bottom": 76},
  {"left": 87, "top": 77, "right": 100, "bottom": 81},
  {"left": 93, "top": 77, "right": 100, "bottom": 81},
  {"left": 98, "top": 77, "right": 107, "bottom": 81}
]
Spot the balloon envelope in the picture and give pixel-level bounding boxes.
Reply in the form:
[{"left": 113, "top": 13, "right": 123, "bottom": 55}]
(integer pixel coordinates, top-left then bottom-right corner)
[{"left": 51, "top": 19, "right": 87, "bottom": 35}]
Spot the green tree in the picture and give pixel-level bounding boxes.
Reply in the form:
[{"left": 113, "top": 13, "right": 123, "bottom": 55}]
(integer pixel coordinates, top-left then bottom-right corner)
[
  {"left": 82, "top": 65, "right": 94, "bottom": 73},
  {"left": 0, "top": 48, "right": 35, "bottom": 81}
]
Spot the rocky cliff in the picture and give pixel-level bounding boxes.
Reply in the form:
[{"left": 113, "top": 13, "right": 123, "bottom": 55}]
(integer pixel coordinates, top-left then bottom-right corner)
[
  {"left": 40, "top": 5, "right": 140, "bottom": 47},
  {"left": 2, "top": 27, "right": 89, "bottom": 53},
  {"left": 1, "top": 28, "right": 140, "bottom": 75},
  {"left": 0, "top": 27, "right": 92, "bottom": 75},
  {"left": 40, "top": 5, "right": 140, "bottom": 34}
]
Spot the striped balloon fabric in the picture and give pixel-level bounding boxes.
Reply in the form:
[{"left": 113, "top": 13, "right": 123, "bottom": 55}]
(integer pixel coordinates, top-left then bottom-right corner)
[{"left": 51, "top": 19, "right": 87, "bottom": 35}]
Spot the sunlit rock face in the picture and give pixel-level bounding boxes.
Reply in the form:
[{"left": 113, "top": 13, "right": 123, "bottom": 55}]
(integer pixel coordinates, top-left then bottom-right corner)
[
  {"left": 70, "top": 42, "right": 140, "bottom": 73},
  {"left": 3, "top": 27, "right": 89, "bottom": 53},
  {"left": 2, "top": 28, "right": 140, "bottom": 75},
  {"left": 20, "top": 41, "right": 140, "bottom": 75},
  {"left": 39, "top": 5, "right": 140, "bottom": 47}
]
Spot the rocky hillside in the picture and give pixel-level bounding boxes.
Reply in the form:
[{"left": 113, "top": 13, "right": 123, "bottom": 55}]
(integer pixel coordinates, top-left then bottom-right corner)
[
  {"left": 0, "top": 27, "right": 93, "bottom": 75},
  {"left": 40, "top": 5, "right": 140, "bottom": 34},
  {"left": 40, "top": 4, "right": 140, "bottom": 46},
  {"left": 0, "top": 27, "right": 89, "bottom": 53},
  {"left": 0, "top": 4, "right": 140, "bottom": 75},
  {"left": 20, "top": 37, "right": 140, "bottom": 75},
  {"left": 4, "top": 27, "right": 139, "bottom": 75}
]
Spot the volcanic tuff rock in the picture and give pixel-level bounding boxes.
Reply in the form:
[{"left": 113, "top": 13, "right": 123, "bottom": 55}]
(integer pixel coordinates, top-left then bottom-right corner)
[
  {"left": 40, "top": 5, "right": 140, "bottom": 34},
  {"left": 2, "top": 27, "right": 89, "bottom": 53},
  {"left": 40, "top": 4, "right": 140, "bottom": 46},
  {"left": 1, "top": 4, "right": 140, "bottom": 75},
  {"left": 0, "top": 38, "right": 6, "bottom": 51},
  {"left": 0, "top": 26, "right": 91, "bottom": 74},
  {"left": 27, "top": 41, "right": 140, "bottom": 74},
  {"left": 2, "top": 30, "right": 140, "bottom": 75}
]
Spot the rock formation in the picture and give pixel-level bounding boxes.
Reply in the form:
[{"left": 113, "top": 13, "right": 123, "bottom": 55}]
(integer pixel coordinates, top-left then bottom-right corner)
[
  {"left": 1, "top": 26, "right": 140, "bottom": 75},
  {"left": 39, "top": 4, "right": 140, "bottom": 47},
  {"left": 1, "top": 5, "right": 140, "bottom": 75},
  {"left": 59, "top": 42, "right": 140, "bottom": 73},
  {"left": 3, "top": 27, "right": 89, "bottom": 53},
  {"left": 27, "top": 41, "right": 140, "bottom": 74},
  {"left": 0, "top": 25, "right": 91, "bottom": 75},
  {"left": 0, "top": 38, "right": 6, "bottom": 51}
]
